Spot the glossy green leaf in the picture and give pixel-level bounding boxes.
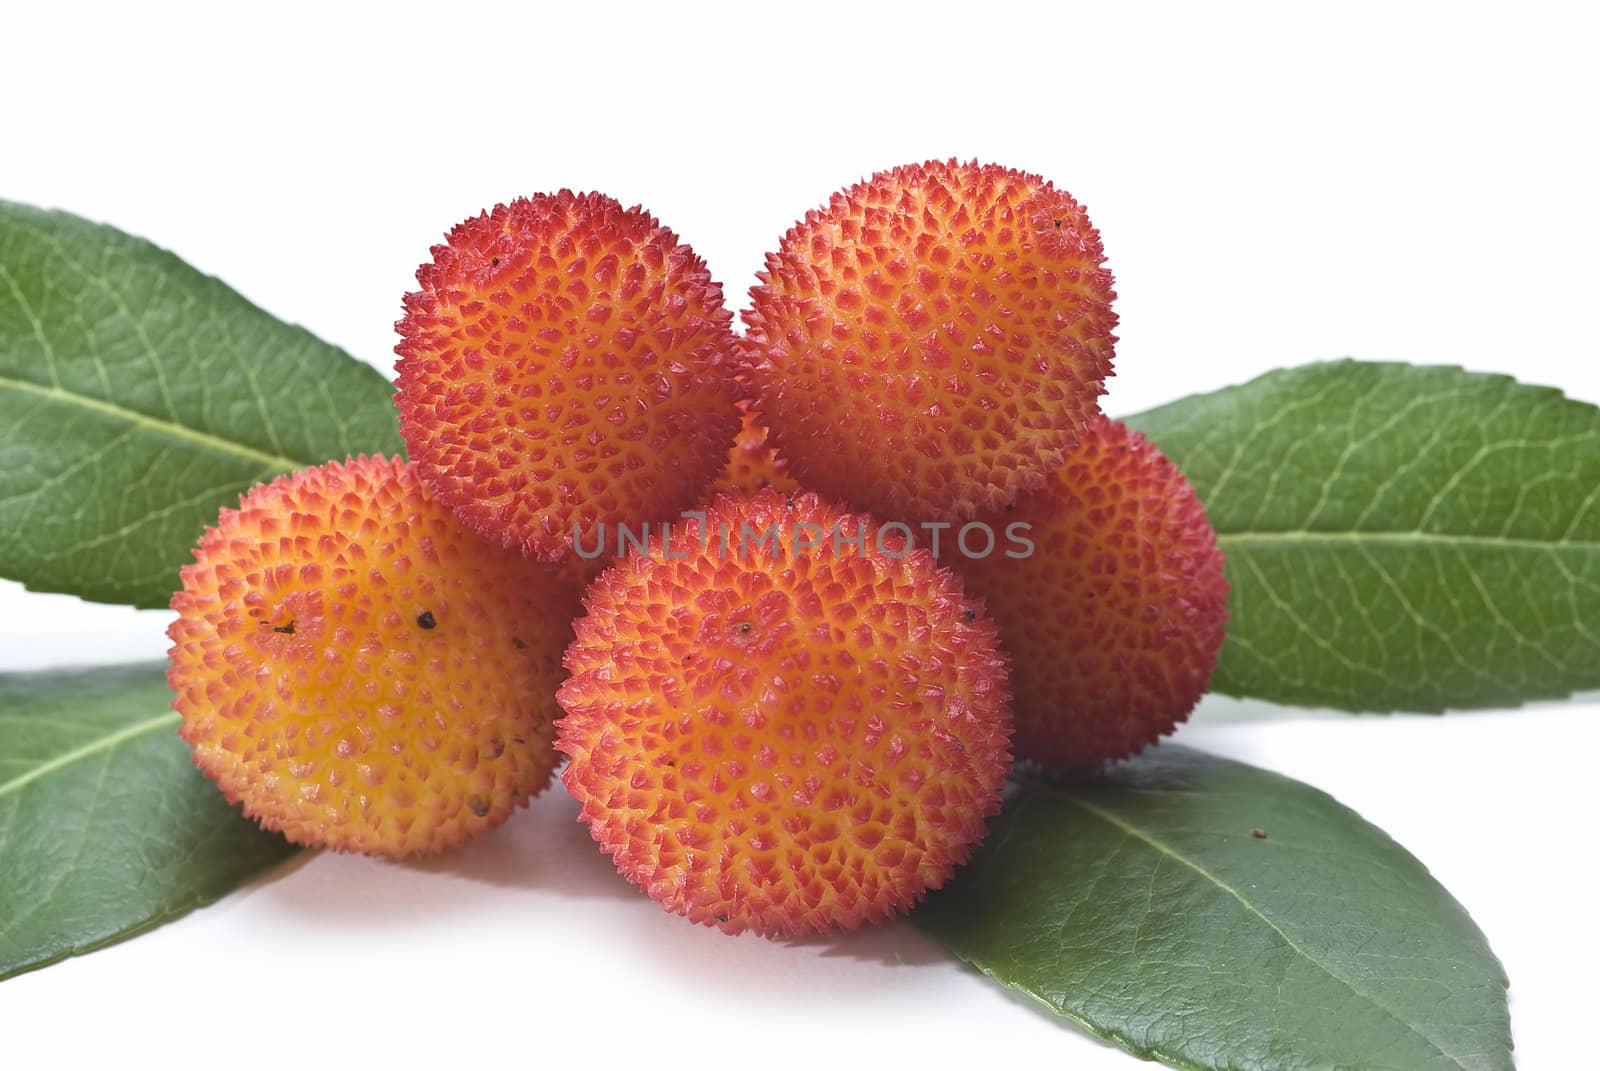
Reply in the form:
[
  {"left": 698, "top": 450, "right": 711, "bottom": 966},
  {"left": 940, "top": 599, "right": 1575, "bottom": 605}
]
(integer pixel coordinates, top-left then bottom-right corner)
[
  {"left": 0, "top": 201, "right": 402, "bottom": 609},
  {"left": 0, "top": 662, "right": 297, "bottom": 982},
  {"left": 917, "top": 746, "right": 1511, "bottom": 1071},
  {"left": 1125, "top": 359, "right": 1600, "bottom": 710}
]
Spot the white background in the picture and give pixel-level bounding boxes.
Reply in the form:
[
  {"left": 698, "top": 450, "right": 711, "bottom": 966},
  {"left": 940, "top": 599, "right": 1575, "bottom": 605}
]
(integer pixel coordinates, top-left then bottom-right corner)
[{"left": 3, "top": 2, "right": 1596, "bottom": 1067}]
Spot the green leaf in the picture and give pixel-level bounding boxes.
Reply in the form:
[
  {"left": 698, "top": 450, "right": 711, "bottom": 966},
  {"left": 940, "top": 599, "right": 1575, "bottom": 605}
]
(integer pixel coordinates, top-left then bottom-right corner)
[
  {"left": 916, "top": 746, "right": 1511, "bottom": 1071},
  {"left": 1124, "top": 359, "right": 1600, "bottom": 710},
  {"left": 0, "top": 201, "right": 402, "bottom": 609},
  {"left": 0, "top": 662, "right": 297, "bottom": 982}
]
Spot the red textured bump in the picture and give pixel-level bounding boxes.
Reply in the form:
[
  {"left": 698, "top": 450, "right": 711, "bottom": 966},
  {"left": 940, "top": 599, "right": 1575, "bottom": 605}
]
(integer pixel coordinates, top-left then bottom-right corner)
[
  {"left": 556, "top": 490, "right": 1012, "bottom": 937},
  {"left": 704, "top": 401, "right": 801, "bottom": 499},
  {"left": 741, "top": 159, "right": 1117, "bottom": 521},
  {"left": 167, "top": 456, "right": 581, "bottom": 858},
  {"left": 396, "top": 192, "right": 741, "bottom": 559},
  {"left": 959, "top": 417, "right": 1229, "bottom": 768}
]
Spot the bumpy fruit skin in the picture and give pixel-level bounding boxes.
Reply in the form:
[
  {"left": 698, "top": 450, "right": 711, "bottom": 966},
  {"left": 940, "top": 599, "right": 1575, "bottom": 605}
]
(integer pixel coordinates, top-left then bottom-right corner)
[
  {"left": 396, "top": 191, "right": 741, "bottom": 559},
  {"left": 959, "top": 417, "right": 1228, "bottom": 768},
  {"left": 740, "top": 159, "right": 1117, "bottom": 521},
  {"left": 167, "top": 456, "right": 579, "bottom": 858},
  {"left": 557, "top": 490, "right": 1011, "bottom": 937},
  {"left": 705, "top": 402, "right": 800, "bottom": 498}
]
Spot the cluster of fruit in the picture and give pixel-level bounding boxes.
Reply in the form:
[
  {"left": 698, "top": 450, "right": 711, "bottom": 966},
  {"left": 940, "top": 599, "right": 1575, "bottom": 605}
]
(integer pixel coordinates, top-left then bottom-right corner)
[{"left": 167, "top": 160, "right": 1229, "bottom": 937}]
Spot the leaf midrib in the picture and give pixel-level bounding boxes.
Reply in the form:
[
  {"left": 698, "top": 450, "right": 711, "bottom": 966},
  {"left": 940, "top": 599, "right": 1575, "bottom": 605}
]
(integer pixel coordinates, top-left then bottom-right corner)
[
  {"left": 0, "top": 711, "right": 180, "bottom": 800},
  {"left": 1063, "top": 793, "right": 1473, "bottom": 1071},
  {"left": 1218, "top": 529, "right": 1598, "bottom": 552},
  {"left": 0, "top": 373, "right": 305, "bottom": 473}
]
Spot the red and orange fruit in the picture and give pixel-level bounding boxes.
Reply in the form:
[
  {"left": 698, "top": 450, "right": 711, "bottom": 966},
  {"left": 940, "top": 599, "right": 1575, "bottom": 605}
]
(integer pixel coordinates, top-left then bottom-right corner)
[
  {"left": 741, "top": 159, "right": 1117, "bottom": 521},
  {"left": 959, "top": 416, "right": 1228, "bottom": 768},
  {"left": 556, "top": 490, "right": 1012, "bottom": 936},
  {"left": 396, "top": 191, "right": 741, "bottom": 559},
  {"left": 167, "top": 456, "right": 579, "bottom": 858}
]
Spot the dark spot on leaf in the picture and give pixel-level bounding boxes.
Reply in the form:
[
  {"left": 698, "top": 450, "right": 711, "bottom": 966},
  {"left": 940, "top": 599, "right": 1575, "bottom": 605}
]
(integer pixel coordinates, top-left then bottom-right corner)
[
  {"left": 417, "top": 610, "right": 436, "bottom": 629},
  {"left": 271, "top": 620, "right": 295, "bottom": 635},
  {"left": 1252, "top": 827, "right": 1268, "bottom": 839},
  {"left": 468, "top": 796, "right": 491, "bottom": 818}
]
